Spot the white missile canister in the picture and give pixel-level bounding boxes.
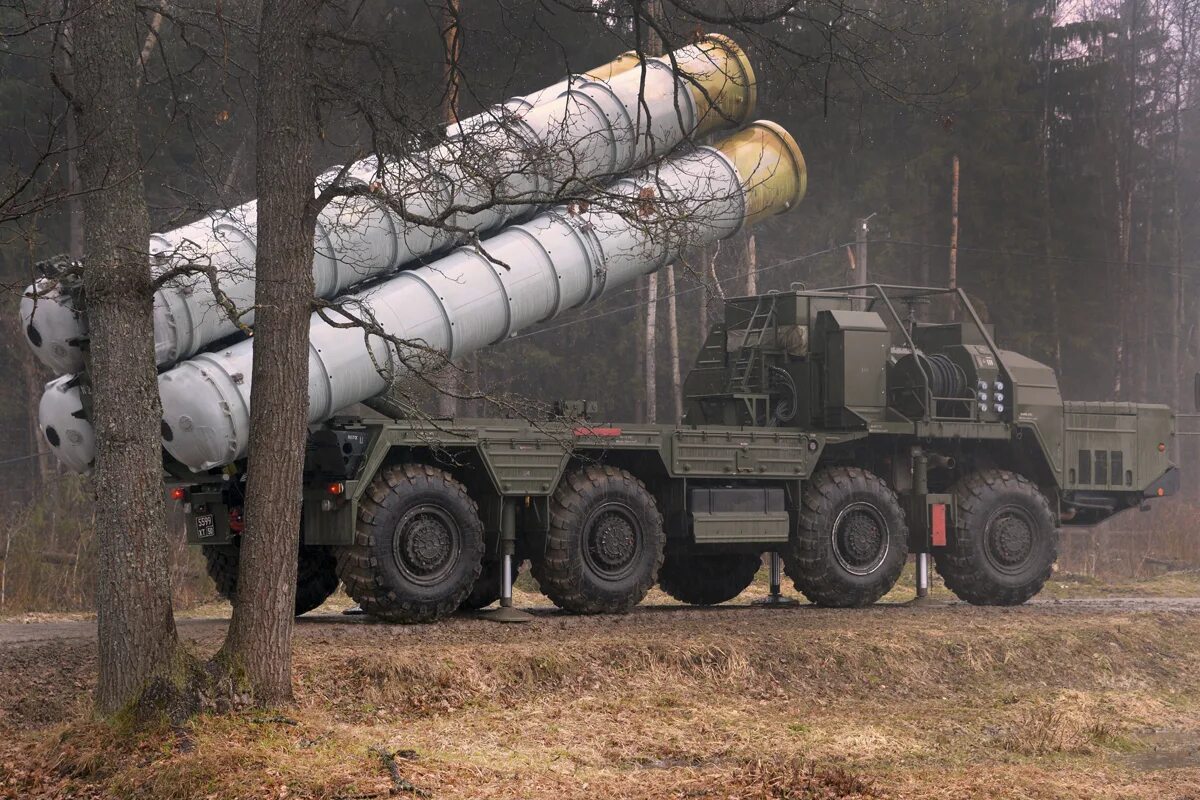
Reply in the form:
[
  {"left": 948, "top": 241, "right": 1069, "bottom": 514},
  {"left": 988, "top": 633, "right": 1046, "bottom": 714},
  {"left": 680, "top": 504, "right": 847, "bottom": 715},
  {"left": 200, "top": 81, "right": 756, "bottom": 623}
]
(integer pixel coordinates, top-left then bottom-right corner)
[
  {"left": 156, "top": 120, "right": 806, "bottom": 471},
  {"left": 22, "top": 35, "right": 755, "bottom": 376}
]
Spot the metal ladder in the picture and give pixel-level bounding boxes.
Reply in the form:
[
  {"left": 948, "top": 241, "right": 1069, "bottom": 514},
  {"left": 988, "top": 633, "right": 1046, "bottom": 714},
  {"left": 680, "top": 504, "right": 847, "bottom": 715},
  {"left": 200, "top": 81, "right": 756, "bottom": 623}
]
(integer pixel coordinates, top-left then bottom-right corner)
[{"left": 726, "top": 295, "right": 776, "bottom": 394}]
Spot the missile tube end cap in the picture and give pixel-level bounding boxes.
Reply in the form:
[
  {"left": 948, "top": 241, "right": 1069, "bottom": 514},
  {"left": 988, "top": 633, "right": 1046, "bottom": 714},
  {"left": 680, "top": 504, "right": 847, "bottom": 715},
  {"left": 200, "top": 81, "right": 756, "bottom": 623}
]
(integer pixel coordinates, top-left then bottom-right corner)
[
  {"left": 716, "top": 119, "right": 807, "bottom": 226},
  {"left": 159, "top": 360, "right": 249, "bottom": 472},
  {"left": 20, "top": 286, "right": 87, "bottom": 375},
  {"left": 686, "top": 33, "right": 758, "bottom": 136},
  {"left": 39, "top": 376, "right": 94, "bottom": 474}
]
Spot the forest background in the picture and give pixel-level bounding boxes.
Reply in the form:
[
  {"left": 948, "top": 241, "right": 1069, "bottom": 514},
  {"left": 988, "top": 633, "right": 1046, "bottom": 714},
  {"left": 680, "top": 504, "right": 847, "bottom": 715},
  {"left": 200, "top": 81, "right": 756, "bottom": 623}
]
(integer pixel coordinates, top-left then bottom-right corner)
[{"left": 0, "top": 0, "right": 1196, "bottom": 610}]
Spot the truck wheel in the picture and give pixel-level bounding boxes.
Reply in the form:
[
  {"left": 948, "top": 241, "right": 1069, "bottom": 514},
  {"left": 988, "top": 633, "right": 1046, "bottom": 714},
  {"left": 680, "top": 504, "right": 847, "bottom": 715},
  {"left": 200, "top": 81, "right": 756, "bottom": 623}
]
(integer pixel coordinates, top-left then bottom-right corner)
[
  {"left": 934, "top": 469, "right": 1058, "bottom": 606},
  {"left": 336, "top": 464, "right": 484, "bottom": 623},
  {"left": 459, "top": 558, "right": 523, "bottom": 611},
  {"left": 202, "top": 542, "right": 339, "bottom": 616},
  {"left": 294, "top": 546, "right": 340, "bottom": 614},
  {"left": 783, "top": 467, "right": 908, "bottom": 607},
  {"left": 658, "top": 550, "right": 761, "bottom": 605},
  {"left": 532, "top": 465, "right": 665, "bottom": 614}
]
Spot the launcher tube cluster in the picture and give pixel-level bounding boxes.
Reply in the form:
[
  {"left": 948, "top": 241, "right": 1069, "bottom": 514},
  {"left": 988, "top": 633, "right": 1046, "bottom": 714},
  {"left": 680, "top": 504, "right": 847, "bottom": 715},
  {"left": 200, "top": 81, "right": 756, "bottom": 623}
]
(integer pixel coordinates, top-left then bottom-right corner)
[
  {"left": 31, "top": 37, "right": 808, "bottom": 476},
  {"left": 157, "top": 121, "right": 805, "bottom": 471},
  {"left": 22, "top": 35, "right": 754, "bottom": 375}
]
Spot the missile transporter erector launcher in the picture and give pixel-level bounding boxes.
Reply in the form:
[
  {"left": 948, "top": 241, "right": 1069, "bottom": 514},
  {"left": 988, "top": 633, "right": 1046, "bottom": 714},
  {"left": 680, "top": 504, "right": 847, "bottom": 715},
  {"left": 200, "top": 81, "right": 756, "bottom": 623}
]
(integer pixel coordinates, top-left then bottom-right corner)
[
  {"left": 19, "top": 32, "right": 1177, "bottom": 621},
  {"left": 176, "top": 284, "right": 1178, "bottom": 621}
]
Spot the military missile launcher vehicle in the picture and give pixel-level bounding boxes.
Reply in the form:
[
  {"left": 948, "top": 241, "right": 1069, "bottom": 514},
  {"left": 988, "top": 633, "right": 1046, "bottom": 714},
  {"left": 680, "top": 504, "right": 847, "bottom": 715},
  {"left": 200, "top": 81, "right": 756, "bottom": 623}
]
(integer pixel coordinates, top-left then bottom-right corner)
[
  {"left": 176, "top": 283, "right": 1177, "bottom": 621},
  {"left": 20, "top": 33, "right": 1177, "bottom": 622}
]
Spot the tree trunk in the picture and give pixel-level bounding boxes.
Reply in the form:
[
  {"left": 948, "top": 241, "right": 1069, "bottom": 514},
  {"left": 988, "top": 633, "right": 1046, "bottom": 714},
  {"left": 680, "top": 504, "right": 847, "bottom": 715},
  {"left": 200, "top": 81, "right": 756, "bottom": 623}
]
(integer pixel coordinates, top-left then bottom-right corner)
[
  {"left": 949, "top": 155, "right": 959, "bottom": 293},
  {"left": 1170, "top": 0, "right": 1194, "bottom": 412},
  {"left": 70, "top": 0, "right": 184, "bottom": 715},
  {"left": 640, "top": 0, "right": 662, "bottom": 425},
  {"left": 216, "top": 0, "right": 320, "bottom": 706},
  {"left": 1039, "top": 0, "right": 1062, "bottom": 371},
  {"left": 665, "top": 265, "right": 682, "bottom": 422},
  {"left": 59, "top": 26, "right": 83, "bottom": 260},
  {"left": 644, "top": 272, "right": 658, "bottom": 423},
  {"left": 19, "top": 328, "right": 53, "bottom": 494},
  {"left": 745, "top": 234, "right": 757, "bottom": 295},
  {"left": 437, "top": 0, "right": 462, "bottom": 418}
]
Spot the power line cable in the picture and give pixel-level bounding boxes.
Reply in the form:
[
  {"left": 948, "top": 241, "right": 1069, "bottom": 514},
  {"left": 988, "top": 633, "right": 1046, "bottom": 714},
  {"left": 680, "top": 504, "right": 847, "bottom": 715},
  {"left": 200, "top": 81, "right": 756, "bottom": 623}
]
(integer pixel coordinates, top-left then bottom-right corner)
[
  {"left": 0, "top": 450, "right": 56, "bottom": 467},
  {"left": 504, "top": 241, "right": 852, "bottom": 342}
]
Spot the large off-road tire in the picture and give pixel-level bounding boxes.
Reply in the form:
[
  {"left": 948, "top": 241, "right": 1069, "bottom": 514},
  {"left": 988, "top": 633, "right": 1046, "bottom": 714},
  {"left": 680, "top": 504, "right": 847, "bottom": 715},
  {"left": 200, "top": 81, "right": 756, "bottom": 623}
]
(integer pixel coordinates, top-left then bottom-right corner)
[
  {"left": 934, "top": 469, "right": 1058, "bottom": 606},
  {"left": 531, "top": 465, "right": 665, "bottom": 614},
  {"left": 459, "top": 558, "right": 524, "bottom": 611},
  {"left": 658, "top": 550, "right": 761, "bottom": 605},
  {"left": 202, "top": 541, "right": 339, "bottom": 616},
  {"left": 294, "top": 546, "right": 340, "bottom": 614},
  {"left": 336, "top": 464, "right": 485, "bottom": 623},
  {"left": 783, "top": 467, "right": 909, "bottom": 607},
  {"left": 203, "top": 544, "right": 239, "bottom": 603}
]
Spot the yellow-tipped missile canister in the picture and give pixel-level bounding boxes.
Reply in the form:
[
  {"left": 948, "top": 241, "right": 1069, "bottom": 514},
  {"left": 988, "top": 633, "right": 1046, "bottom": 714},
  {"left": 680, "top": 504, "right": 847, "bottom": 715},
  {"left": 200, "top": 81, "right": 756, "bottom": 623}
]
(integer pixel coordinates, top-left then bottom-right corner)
[
  {"left": 23, "top": 35, "right": 757, "bottom": 380},
  {"left": 715, "top": 119, "right": 807, "bottom": 225},
  {"left": 150, "top": 120, "right": 806, "bottom": 472}
]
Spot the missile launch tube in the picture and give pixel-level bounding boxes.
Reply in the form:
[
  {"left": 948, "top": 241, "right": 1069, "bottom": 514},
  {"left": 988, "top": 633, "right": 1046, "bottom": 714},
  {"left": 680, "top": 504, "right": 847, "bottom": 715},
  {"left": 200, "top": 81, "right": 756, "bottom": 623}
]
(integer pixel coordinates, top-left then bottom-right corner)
[
  {"left": 21, "top": 35, "right": 755, "bottom": 377},
  {"left": 152, "top": 121, "right": 805, "bottom": 471}
]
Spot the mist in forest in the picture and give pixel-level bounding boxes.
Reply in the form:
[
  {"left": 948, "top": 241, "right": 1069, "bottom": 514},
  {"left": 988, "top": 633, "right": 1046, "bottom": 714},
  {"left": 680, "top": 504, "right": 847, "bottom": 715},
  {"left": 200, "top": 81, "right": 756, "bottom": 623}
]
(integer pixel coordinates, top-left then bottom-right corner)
[{"left": 0, "top": 0, "right": 1197, "bottom": 609}]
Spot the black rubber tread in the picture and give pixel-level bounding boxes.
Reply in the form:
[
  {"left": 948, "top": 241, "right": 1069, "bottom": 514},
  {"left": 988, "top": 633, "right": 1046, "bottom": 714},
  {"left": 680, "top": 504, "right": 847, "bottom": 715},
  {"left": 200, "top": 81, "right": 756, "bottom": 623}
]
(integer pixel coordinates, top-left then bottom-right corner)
[
  {"left": 782, "top": 466, "right": 909, "bottom": 607},
  {"left": 203, "top": 544, "right": 239, "bottom": 603},
  {"left": 459, "top": 558, "right": 524, "bottom": 611},
  {"left": 934, "top": 469, "right": 1058, "bottom": 606},
  {"left": 294, "top": 546, "right": 340, "bottom": 614},
  {"left": 335, "top": 463, "right": 484, "bottom": 623},
  {"left": 202, "top": 542, "right": 339, "bottom": 616},
  {"left": 531, "top": 465, "right": 665, "bottom": 615},
  {"left": 657, "top": 550, "right": 761, "bottom": 605}
]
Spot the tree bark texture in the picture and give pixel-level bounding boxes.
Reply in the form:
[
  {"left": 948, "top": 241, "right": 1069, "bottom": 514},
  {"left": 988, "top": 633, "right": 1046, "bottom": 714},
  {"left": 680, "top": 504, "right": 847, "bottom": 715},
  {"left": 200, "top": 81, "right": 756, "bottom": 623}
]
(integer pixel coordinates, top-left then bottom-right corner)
[
  {"left": 437, "top": 0, "right": 462, "bottom": 418},
  {"left": 70, "top": 0, "right": 183, "bottom": 715},
  {"left": 665, "top": 265, "right": 681, "bottom": 422},
  {"left": 644, "top": 272, "right": 658, "bottom": 423},
  {"left": 217, "top": 0, "right": 320, "bottom": 705}
]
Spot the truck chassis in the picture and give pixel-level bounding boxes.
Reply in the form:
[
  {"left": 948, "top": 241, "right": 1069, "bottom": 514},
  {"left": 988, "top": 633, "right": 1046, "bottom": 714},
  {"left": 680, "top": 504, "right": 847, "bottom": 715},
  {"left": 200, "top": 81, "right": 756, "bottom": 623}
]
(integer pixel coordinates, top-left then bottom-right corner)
[{"left": 177, "top": 285, "right": 1178, "bottom": 621}]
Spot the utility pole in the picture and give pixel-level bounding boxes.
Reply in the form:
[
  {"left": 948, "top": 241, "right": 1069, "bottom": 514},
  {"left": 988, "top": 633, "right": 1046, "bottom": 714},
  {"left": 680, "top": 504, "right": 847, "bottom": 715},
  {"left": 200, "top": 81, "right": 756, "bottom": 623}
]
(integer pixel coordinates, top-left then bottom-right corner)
[
  {"left": 950, "top": 154, "right": 960, "bottom": 321},
  {"left": 641, "top": 0, "right": 663, "bottom": 423},
  {"left": 854, "top": 215, "right": 874, "bottom": 310},
  {"left": 854, "top": 217, "right": 869, "bottom": 287},
  {"left": 949, "top": 155, "right": 960, "bottom": 292}
]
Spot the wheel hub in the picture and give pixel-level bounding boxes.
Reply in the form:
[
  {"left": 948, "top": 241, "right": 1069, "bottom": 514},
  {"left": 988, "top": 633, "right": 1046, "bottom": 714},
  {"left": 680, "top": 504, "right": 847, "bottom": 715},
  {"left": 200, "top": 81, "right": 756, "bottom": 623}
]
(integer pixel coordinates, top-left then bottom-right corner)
[
  {"left": 583, "top": 504, "right": 642, "bottom": 581},
  {"left": 831, "top": 503, "right": 889, "bottom": 575},
  {"left": 590, "top": 512, "right": 636, "bottom": 569},
  {"left": 986, "top": 510, "right": 1034, "bottom": 570},
  {"left": 393, "top": 506, "right": 458, "bottom": 584}
]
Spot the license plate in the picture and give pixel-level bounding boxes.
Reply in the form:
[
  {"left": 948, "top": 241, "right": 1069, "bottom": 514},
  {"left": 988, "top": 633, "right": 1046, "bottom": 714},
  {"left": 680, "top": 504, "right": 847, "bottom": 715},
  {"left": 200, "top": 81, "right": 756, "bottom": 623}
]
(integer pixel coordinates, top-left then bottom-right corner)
[{"left": 195, "top": 513, "right": 215, "bottom": 539}]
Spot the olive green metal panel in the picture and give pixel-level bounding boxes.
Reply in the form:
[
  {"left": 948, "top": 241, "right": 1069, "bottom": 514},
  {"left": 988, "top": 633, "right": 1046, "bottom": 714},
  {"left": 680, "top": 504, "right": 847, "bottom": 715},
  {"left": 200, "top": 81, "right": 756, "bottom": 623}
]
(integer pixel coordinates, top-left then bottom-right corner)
[
  {"left": 815, "top": 310, "right": 889, "bottom": 426},
  {"left": 1061, "top": 401, "right": 1172, "bottom": 491},
  {"left": 692, "top": 511, "right": 790, "bottom": 543},
  {"left": 303, "top": 490, "right": 357, "bottom": 545},
  {"left": 911, "top": 421, "right": 1013, "bottom": 440},
  {"left": 669, "top": 428, "right": 817, "bottom": 477},
  {"left": 1137, "top": 405, "right": 1174, "bottom": 489},
  {"left": 1000, "top": 349, "right": 1064, "bottom": 481},
  {"left": 477, "top": 436, "right": 571, "bottom": 495}
]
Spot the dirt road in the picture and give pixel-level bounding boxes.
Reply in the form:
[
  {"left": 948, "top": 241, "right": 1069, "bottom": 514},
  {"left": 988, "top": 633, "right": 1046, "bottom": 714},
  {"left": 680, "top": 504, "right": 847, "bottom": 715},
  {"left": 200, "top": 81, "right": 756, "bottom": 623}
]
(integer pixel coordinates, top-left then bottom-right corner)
[{"left": 2, "top": 594, "right": 1199, "bottom": 647}]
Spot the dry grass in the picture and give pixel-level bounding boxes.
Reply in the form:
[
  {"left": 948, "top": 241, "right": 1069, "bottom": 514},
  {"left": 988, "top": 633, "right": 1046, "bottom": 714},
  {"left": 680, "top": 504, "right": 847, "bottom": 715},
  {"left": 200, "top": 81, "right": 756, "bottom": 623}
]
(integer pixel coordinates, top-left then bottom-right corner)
[{"left": 3, "top": 606, "right": 1200, "bottom": 799}]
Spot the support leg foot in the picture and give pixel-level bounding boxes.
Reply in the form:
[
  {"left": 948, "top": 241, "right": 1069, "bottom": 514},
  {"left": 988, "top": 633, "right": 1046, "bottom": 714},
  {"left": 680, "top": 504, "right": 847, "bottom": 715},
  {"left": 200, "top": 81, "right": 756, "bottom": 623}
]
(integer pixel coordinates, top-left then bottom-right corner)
[{"left": 752, "top": 552, "right": 800, "bottom": 607}]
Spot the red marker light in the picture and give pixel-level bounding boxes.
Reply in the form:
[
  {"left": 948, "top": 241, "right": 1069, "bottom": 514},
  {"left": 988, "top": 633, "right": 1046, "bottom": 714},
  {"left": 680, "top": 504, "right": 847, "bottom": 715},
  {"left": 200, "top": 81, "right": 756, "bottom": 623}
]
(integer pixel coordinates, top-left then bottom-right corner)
[
  {"left": 169, "top": 487, "right": 187, "bottom": 501},
  {"left": 328, "top": 482, "right": 345, "bottom": 496},
  {"left": 572, "top": 426, "right": 622, "bottom": 437}
]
